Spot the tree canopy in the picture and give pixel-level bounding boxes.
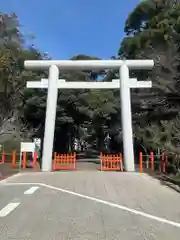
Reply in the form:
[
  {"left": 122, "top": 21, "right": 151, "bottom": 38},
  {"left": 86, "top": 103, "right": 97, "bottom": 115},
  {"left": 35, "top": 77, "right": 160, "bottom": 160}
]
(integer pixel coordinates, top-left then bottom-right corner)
[{"left": 1, "top": 1, "right": 180, "bottom": 172}]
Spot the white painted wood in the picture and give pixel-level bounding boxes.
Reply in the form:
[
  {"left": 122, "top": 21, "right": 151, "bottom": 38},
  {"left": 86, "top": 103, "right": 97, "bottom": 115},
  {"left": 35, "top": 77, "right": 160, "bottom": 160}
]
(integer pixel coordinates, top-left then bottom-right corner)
[
  {"left": 27, "top": 80, "right": 152, "bottom": 89},
  {"left": 20, "top": 142, "right": 35, "bottom": 152},
  {"left": 24, "top": 59, "right": 154, "bottom": 70}
]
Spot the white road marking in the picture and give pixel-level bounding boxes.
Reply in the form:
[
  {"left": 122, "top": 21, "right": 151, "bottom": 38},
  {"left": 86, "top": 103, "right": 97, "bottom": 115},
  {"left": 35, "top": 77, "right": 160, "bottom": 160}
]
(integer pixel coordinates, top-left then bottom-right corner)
[
  {"left": 0, "top": 202, "right": 20, "bottom": 217},
  {"left": 24, "top": 186, "right": 39, "bottom": 195},
  {"left": 3, "top": 182, "right": 180, "bottom": 228}
]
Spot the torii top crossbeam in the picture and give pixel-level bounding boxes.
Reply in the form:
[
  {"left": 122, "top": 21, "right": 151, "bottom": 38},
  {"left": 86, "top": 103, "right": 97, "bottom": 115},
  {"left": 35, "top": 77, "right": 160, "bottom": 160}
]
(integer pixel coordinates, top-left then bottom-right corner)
[{"left": 24, "top": 59, "right": 154, "bottom": 70}]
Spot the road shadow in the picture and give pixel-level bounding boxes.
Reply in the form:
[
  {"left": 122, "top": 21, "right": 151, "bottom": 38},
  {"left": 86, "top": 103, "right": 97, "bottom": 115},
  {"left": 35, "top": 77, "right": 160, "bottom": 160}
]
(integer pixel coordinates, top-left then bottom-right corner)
[
  {"left": 0, "top": 162, "right": 41, "bottom": 180},
  {"left": 0, "top": 163, "right": 19, "bottom": 180},
  {"left": 137, "top": 168, "right": 180, "bottom": 193}
]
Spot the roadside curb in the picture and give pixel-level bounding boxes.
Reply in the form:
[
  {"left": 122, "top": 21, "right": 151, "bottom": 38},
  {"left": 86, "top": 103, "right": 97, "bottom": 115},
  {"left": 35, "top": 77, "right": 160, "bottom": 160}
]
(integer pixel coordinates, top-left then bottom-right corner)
[
  {"left": 159, "top": 175, "right": 180, "bottom": 193},
  {"left": 161, "top": 180, "right": 180, "bottom": 193}
]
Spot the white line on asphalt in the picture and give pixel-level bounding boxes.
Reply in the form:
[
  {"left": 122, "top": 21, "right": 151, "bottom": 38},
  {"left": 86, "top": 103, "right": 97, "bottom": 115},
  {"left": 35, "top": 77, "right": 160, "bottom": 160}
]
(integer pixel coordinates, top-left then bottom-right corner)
[
  {"left": 24, "top": 186, "right": 39, "bottom": 195},
  {"left": 0, "top": 202, "right": 20, "bottom": 217},
  {"left": 3, "top": 182, "right": 180, "bottom": 228}
]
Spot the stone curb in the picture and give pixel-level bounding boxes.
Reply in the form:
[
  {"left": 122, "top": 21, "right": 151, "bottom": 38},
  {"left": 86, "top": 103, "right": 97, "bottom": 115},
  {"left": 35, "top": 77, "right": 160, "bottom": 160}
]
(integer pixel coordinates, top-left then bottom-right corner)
[{"left": 160, "top": 175, "right": 180, "bottom": 193}]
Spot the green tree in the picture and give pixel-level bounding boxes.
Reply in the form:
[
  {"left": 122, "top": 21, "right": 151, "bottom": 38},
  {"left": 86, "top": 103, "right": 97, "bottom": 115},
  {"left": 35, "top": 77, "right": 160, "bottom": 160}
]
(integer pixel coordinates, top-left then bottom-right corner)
[
  {"left": 0, "top": 12, "right": 46, "bottom": 144},
  {"left": 118, "top": 0, "right": 180, "bottom": 158}
]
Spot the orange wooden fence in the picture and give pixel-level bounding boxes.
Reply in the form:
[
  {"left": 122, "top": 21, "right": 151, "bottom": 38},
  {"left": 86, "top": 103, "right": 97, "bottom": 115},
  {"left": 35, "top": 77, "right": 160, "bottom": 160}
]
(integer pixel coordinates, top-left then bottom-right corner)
[
  {"left": 100, "top": 152, "right": 123, "bottom": 171},
  {"left": 139, "top": 152, "right": 166, "bottom": 173},
  {"left": 53, "top": 152, "right": 76, "bottom": 171},
  {"left": 0, "top": 151, "right": 37, "bottom": 169}
]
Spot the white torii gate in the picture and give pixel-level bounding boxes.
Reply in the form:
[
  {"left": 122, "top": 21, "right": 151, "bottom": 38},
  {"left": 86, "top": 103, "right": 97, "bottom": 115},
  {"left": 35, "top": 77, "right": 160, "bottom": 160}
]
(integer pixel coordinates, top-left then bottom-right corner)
[{"left": 24, "top": 60, "right": 154, "bottom": 172}]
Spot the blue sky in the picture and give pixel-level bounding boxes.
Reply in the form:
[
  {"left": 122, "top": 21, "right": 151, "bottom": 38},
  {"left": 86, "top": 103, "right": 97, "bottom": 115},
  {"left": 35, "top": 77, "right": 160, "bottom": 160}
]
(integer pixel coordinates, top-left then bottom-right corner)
[{"left": 1, "top": 0, "right": 139, "bottom": 59}]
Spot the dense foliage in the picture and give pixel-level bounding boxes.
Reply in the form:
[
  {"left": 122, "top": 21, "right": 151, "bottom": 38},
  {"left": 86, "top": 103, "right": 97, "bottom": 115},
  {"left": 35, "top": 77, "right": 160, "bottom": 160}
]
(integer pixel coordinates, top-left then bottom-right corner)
[{"left": 0, "top": 1, "right": 180, "bottom": 172}]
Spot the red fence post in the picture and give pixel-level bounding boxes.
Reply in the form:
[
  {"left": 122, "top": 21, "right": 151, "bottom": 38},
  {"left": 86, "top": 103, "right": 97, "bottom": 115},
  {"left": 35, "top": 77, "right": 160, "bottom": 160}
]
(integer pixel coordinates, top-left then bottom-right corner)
[
  {"left": 162, "top": 152, "right": 166, "bottom": 173},
  {"left": 100, "top": 152, "right": 103, "bottom": 171},
  {"left": 12, "top": 151, "right": 16, "bottom": 168},
  {"left": 73, "top": 152, "right": 76, "bottom": 170},
  {"left": 22, "top": 152, "right": 26, "bottom": 169},
  {"left": 33, "top": 152, "right": 37, "bottom": 169},
  {"left": 150, "top": 152, "right": 154, "bottom": 171}
]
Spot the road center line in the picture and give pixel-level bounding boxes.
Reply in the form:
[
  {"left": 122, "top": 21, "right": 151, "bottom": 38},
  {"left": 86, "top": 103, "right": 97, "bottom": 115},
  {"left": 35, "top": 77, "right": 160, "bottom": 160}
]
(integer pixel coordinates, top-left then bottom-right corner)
[
  {"left": 24, "top": 186, "right": 39, "bottom": 195},
  {"left": 3, "top": 182, "right": 180, "bottom": 228},
  {"left": 0, "top": 202, "right": 20, "bottom": 217}
]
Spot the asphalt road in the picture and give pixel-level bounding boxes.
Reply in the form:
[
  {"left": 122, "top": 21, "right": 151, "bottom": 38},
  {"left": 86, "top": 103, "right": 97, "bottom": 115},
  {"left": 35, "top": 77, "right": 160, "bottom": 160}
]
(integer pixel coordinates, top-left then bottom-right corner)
[{"left": 0, "top": 172, "right": 180, "bottom": 239}]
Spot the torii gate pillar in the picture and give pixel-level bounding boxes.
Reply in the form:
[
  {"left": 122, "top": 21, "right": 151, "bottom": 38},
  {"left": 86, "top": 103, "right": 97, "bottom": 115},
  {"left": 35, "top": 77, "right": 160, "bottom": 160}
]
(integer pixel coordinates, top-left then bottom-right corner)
[
  {"left": 42, "top": 65, "right": 59, "bottom": 171},
  {"left": 120, "top": 64, "right": 134, "bottom": 171}
]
